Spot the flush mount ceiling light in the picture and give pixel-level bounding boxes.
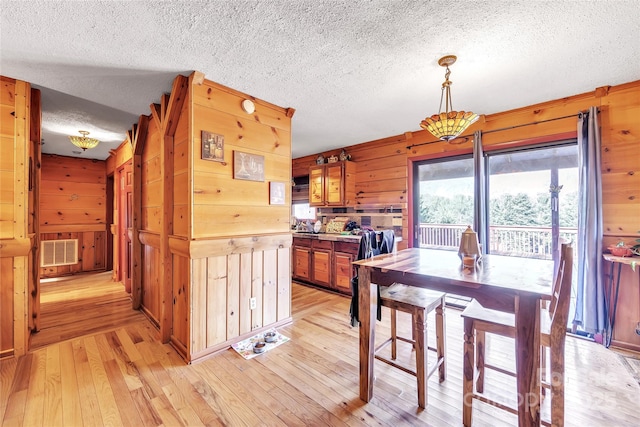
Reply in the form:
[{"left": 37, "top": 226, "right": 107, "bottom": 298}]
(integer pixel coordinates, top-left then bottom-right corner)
[
  {"left": 241, "top": 99, "right": 255, "bottom": 114},
  {"left": 69, "top": 130, "right": 99, "bottom": 151},
  {"left": 420, "top": 55, "right": 479, "bottom": 142}
]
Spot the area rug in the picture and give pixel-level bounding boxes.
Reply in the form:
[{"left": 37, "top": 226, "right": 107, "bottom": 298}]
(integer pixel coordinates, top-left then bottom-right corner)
[
  {"left": 231, "top": 329, "right": 290, "bottom": 360},
  {"left": 618, "top": 353, "right": 640, "bottom": 386}
]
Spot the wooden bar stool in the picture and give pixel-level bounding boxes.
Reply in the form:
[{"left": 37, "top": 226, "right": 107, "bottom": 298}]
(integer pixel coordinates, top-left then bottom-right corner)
[{"left": 374, "top": 283, "right": 446, "bottom": 409}]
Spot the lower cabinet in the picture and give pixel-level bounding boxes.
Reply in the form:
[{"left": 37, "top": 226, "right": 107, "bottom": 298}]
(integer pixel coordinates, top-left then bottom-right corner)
[
  {"left": 334, "top": 251, "right": 355, "bottom": 294},
  {"left": 292, "top": 245, "right": 311, "bottom": 281},
  {"left": 292, "top": 236, "right": 359, "bottom": 295},
  {"left": 311, "top": 239, "right": 332, "bottom": 287}
]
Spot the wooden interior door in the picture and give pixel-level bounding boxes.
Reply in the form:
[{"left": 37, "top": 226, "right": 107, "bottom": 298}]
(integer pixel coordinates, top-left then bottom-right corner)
[{"left": 118, "top": 162, "right": 133, "bottom": 292}]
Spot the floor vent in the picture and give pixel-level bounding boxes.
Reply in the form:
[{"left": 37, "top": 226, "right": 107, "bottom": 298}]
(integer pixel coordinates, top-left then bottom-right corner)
[{"left": 41, "top": 239, "right": 78, "bottom": 267}]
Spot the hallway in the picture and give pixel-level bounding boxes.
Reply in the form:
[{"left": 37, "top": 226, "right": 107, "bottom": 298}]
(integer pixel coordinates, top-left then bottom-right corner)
[{"left": 29, "top": 272, "right": 146, "bottom": 350}]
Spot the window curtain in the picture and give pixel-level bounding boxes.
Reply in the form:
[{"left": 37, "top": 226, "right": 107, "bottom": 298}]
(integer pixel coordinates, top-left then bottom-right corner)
[
  {"left": 473, "top": 131, "right": 487, "bottom": 255},
  {"left": 572, "top": 106, "right": 605, "bottom": 335}
]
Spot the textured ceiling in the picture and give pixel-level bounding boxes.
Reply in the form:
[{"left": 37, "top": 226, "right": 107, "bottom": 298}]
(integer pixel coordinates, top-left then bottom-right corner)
[{"left": 1, "top": 0, "right": 639, "bottom": 161}]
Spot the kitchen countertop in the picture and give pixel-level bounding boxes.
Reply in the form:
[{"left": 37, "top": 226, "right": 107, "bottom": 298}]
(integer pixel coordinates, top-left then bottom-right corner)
[
  {"left": 292, "top": 231, "right": 362, "bottom": 242},
  {"left": 292, "top": 231, "right": 402, "bottom": 244}
]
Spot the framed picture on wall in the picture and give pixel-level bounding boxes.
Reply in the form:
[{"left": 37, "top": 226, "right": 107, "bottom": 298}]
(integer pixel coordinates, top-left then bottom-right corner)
[
  {"left": 269, "top": 181, "right": 286, "bottom": 205},
  {"left": 233, "top": 151, "right": 264, "bottom": 181},
  {"left": 201, "top": 131, "right": 224, "bottom": 162}
]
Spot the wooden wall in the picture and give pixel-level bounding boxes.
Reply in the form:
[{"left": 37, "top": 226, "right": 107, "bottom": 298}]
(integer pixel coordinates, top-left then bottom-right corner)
[
  {"left": 106, "top": 139, "right": 133, "bottom": 282},
  {"left": 0, "top": 76, "right": 35, "bottom": 359},
  {"left": 39, "top": 154, "right": 107, "bottom": 277},
  {"left": 172, "top": 74, "right": 294, "bottom": 361},
  {"left": 125, "top": 72, "right": 294, "bottom": 362},
  {"left": 293, "top": 79, "right": 640, "bottom": 351},
  {"left": 189, "top": 81, "right": 293, "bottom": 238},
  {"left": 139, "top": 116, "right": 163, "bottom": 326}
]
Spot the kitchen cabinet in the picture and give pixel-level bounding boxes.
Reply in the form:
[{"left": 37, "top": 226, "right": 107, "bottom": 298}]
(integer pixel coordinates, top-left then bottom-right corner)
[
  {"left": 309, "top": 161, "right": 356, "bottom": 207},
  {"left": 292, "top": 238, "right": 311, "bottom": 281},
  {"left": 334, "top": 250, "right": 355, "bottom": 294},
  {"left": 292, "top": 235, "right": 359, "bottom": 295},
  {"left": 311, "top": 239, "right": 332, "bottom": 287}
]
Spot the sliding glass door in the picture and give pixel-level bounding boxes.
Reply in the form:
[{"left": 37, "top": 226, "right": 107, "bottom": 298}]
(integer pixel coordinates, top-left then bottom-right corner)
[
  {"left": 413, "top": 155, "right": 474, "bottom": 250},
  {"left": 486, "top": 143, "right": 578, "bottom": 260},
  {"left": 412, "top": 141, "right": 578, "bottom": 314},
  {"left": 413, "top": 142, "right": 577, "bottom": 259}
]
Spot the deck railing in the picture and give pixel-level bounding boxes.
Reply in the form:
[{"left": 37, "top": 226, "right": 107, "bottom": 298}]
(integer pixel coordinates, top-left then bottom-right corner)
[{"left": 418, "top": 223, "right": 578, "bottom": 259}]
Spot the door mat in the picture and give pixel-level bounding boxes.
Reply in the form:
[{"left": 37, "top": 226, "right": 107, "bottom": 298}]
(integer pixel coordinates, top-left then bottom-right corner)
[
  {"left": 618, "top": 353, "right": 640, "bottom": 386},
  {"left": 231, "top": 329, "right": 290, "bottom": 360}
]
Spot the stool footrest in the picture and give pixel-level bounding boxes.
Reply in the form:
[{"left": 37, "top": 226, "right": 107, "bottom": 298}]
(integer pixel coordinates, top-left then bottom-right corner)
[
  {"left": 374, "top": 338, "right": 393, "bottom": 354},
  {"left": 484, "top": 363, "right": 516, "bottom": 378},
  {"left": 375, "top": 354, "right": 417, "bottom": 376}
]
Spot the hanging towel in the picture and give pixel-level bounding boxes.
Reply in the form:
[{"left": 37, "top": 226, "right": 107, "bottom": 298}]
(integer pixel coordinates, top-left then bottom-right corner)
[{"left": 349, "top": 230, "right": 395, "bottom": 327}]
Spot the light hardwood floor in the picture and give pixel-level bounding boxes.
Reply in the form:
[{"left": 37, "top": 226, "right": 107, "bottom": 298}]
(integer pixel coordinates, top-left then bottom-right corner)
[
  {"left": 2, "top": 276, "right": 639, "bottom": 426},
  {"left": 29, "top": 271, "right": 147, "bottom": 349}
]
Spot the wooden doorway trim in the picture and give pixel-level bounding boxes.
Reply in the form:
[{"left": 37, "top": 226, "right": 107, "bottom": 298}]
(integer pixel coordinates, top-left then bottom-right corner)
[
  {"left": 117, "top": 162, "right": 133, "bottom": 293},
  {"left": 29, "top": 87, "right": 42, "bottom": 335},
  {"left": 130, "top": 115, "right": 149, "bottom": 310}
]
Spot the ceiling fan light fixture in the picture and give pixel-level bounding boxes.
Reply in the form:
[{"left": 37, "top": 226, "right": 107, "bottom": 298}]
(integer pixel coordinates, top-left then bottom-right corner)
[
  {"left": 69, "top": 130, "right": 99, "bottom": 151},
  {"left": 420, "top": 55, "right": 479, "bottom": 141}
]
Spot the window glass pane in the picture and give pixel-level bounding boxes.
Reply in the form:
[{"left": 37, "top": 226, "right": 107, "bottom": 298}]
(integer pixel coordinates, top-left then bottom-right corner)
[
  {"left": 416, "top": 157, "right": 474, "bottom": 249},
  {"left": 487, "top": 144, "right": 578, "bottom": 258},
  {"left": 292, "top": 203, "right": 316, "bottom": 220}
]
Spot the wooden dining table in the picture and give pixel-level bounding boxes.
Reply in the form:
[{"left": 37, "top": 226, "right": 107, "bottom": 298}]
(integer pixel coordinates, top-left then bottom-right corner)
[{"left": 353, "top": 248, "right": 554, "bottom": 427}]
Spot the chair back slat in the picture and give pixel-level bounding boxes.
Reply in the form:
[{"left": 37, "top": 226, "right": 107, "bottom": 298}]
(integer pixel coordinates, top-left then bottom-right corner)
[{"left": 550, "top": 243, "right": 573, "bottom": 331}]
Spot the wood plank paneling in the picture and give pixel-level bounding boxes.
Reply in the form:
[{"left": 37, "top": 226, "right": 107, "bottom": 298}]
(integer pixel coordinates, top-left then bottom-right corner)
[
  {"left": 190, "top": 258, "right": 207, "bottom": 354},
  {"left": 39, "top": 194, "right": 105, "bottom": 210},
  {"left": 192, "top": 111, "right": 291, "bottom": 161},
  {"left": 226, "top": 253, "right": 240, "bottom": 340},
  {"left": 1, "top": 77, "right": 32, "bottom": 358},
  {"left": 251, "top": 251, "right": 263, "bottom": 330},
  {"left": 141, "top": 123, "right": 162, "bottom": 235},
  {"left": 0, "top": 134, "right": 16, "bottom": 234},
  {"left": 128, "top": 73, "right": 293, "bottom": 362},
  {"left": 206, "top": 256, "right": 227, "bottom": 348},
  {"left": 263, "top": 249, "right": 278, "bottom": 326},
  {"left": 192, "top": 82, "right": 292, "bottom": 132},
  {"left": 277, "top": 247, "right": 291, "bottom": 321},
  {"left": 40, "top": 158, "right": 105, "bottom": 184},
  {"left": 171, "top": 254, "right": 189, "bottom": 355},
  {"left": 141, "top": 243, "right": 161, "bottom": 326},
  {"left": 179, "top": 236, "right": 293, "bottom": 362},
  {"left": 38, "top": 154, "right": 107, "bottom": 277},
  {"left": 192, "top": 205, "right": 290, "bottom": 239},
  {"left": 0, "top": 257, "right": 14, "bottom": 356},
  {"left": 239, "top": 252, "right": 252, "bottom": 335}
]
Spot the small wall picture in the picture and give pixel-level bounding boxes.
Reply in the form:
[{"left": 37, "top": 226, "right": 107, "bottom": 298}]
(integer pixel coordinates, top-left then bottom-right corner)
[
  {"left": 270, "top": 181, "right": 286, "bottom": 205},
  {"left": 233, "top": 151, "right": 265, "bottom": 181},
  {"left": 202, "top": 131, "right": 224, "bottom": 162}
]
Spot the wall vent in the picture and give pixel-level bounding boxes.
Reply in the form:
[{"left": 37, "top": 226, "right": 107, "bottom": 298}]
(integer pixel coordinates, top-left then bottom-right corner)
[{"left": 41, "top": 239, "right": 78, "bottom": 267}]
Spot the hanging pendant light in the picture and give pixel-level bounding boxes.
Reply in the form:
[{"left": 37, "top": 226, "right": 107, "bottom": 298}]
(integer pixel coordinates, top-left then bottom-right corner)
[
  {"left": 420, "top": 55, "right": 479, "bottom": 141},
  {"left": 69, "top": 130, "right": 100, "bottom": 151}
]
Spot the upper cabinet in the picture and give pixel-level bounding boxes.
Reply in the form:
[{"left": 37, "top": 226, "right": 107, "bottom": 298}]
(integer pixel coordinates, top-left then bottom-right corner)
[{"left": 309, "top": 161, "right": 356, "bottom": 207}]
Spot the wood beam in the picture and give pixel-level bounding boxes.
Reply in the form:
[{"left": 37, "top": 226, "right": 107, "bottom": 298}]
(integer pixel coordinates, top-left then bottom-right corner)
[
  {"left": 192, "top": 71, "right": 205, "bottom": 85},
  {"left": 13, "top": 80, "right": 30, "bottom": 357},
  {"left": 164, "top": 75, "right": 188, "bottom": 136},
  {"left": 150, "top": 103, "right": 162, "bottom": 132}
]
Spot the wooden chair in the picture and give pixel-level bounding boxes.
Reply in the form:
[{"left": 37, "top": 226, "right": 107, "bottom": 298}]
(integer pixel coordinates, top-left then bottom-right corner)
[
  {"left": 374, "top": 283, "right": 446, "bottom": 409},
  {"left": 461, "top": 243, "right": 573, "bottom": 426}
]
